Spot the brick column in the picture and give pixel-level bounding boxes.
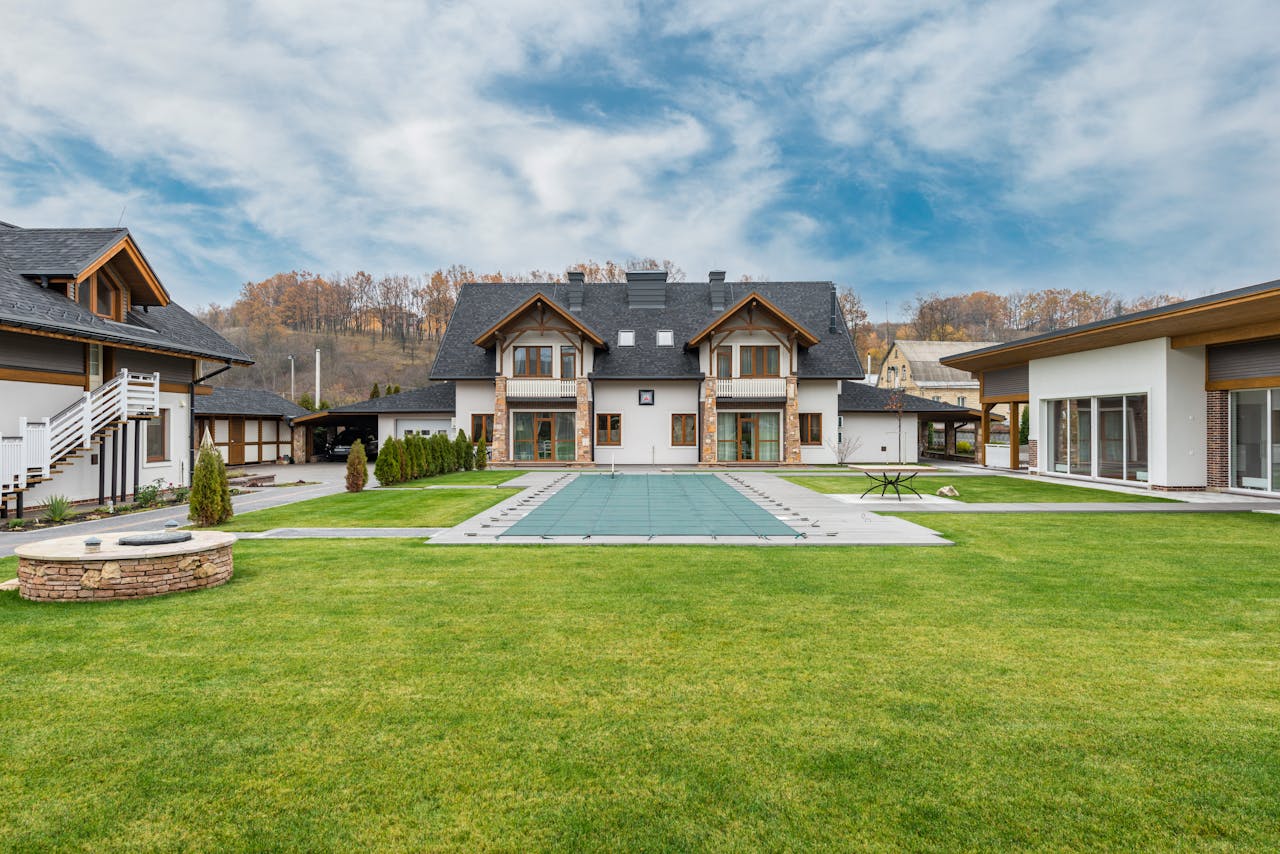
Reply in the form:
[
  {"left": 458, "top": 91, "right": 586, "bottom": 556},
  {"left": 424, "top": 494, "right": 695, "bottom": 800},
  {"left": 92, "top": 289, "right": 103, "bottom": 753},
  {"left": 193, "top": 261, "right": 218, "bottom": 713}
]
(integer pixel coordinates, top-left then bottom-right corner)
[
  {"left": 575, "top": 377, "right": 591, "bottom": 464},
  {"left": 1027, "top": 439, "right": 1038, "bottom": 472},
  {"left": 1206, "top": 389, "right": 1229, "bottom": 489},
  {"left": 491, "top": 376, "right": 509, "bottom": 463},
  {"left": 783, "top": 375, "right": 801, "bottom": 465},
  {"left": 700, "top": 378, "right": 718, "bottom": 466}
]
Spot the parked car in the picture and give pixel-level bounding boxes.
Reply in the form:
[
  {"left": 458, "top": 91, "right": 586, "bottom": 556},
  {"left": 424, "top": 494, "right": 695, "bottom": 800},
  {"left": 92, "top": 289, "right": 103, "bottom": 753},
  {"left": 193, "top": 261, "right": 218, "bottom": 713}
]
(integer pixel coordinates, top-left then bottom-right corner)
[{"left": 327, "top": 429, "right": 378, "bottom": 461}]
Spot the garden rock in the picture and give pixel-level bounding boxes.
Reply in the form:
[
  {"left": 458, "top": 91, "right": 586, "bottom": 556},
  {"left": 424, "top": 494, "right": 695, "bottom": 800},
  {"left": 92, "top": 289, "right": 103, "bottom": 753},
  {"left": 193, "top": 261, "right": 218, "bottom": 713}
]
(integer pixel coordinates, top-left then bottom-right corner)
[{"left": 936, "top": 485, "right": 960, "bottom": 498}]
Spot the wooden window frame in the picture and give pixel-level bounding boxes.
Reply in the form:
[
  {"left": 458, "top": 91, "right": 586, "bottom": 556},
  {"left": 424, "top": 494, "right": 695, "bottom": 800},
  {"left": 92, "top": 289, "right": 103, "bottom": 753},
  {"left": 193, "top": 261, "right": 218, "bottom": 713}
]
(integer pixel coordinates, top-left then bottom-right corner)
[
  {"left": 90, "top": 272, "right": 123, "bottom": 321},
  {"left": 513, "top": 345, "right": 553, "bottom": 377},
  {"left": 146, "top": 408, "right": 169, "bottom": 462},
  {"left": 471, "top": 413, "right": 494, "bottom": 444},
  {"left": 671, "top": 413, "right": 697, "bottom": 446},
  {"left": 596, "top": 413, "right": 622, "bottom": 446},
  {"left": 799, "top": 412, "right": 822, "bottom": 445},
  {"left": 560, "top": 346, "right": 576, "bottom": 379},
  {"left": 739, "top": 345, "right": 780, "bottom": 378},
  {"left": 716, "top": 346, "right": 732, "bottom": 377}
]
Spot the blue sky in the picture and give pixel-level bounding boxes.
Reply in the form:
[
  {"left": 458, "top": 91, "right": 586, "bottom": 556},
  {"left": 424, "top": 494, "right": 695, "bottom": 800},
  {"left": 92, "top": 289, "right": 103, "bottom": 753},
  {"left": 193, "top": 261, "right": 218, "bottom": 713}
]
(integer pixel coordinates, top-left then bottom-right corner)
[{"left": 2, "top": 0, "right": 1278, "bottom": 315}]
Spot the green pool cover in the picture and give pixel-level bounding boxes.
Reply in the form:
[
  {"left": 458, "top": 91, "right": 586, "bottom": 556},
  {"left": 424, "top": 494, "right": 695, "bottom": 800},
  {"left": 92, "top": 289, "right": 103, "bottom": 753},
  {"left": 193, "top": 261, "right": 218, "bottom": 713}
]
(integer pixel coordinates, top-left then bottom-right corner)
[{"left": 502, "top": 474, "right": 798, "bottom": 537}]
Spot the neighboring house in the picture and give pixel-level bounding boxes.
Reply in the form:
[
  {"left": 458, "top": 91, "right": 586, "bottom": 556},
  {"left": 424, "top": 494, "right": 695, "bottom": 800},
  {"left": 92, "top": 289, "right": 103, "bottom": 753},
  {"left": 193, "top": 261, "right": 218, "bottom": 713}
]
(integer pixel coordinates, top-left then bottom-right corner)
[
  {"left": 941, "top": 277, "right": 1280, "bottom": 494},
  {"left": 0, "top": 222, "right": 251, "bottom": 515},
  {"left": 836, "top": 382, "right": 976, "bottom": 464},
  {"left": 876, "top": 339, "right": 1000, "bottom": 409},
  {"left": 429, "top": 270, "right": 861, "bottom": 465},
  {"left": 194, "top": 387, "right": 308, "bottom": 466},
  {"left": 295, "top": 383, "right": 458, "bottom": 458}
]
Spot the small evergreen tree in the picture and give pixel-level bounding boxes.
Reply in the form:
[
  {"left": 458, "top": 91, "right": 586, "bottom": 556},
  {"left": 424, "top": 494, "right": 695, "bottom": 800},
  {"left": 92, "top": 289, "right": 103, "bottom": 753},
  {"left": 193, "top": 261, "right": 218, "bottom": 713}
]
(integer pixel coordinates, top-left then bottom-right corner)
[
  {"left": 435, "top": 433, "right": 456, "bottom": 472},
  {"left": 475, "top": 433, "right": 488, "bottom": 470},
  {"left": 346, "top": 439, "right": 368, "bottom": 492},
  {"left": 298, "top": 392, "right": 316, "bottom": 411},
  {"left": 410, "top": 435, "right": 427, "bottom": 479},
  {"left": 1019, "top": 407, "right": 1030, "bottom": 445},
  {"left": 385, "top": 383, "right": 394, "bottom": 397},
  {"left": 393, "top": 437, "right": 410, "bottom": 481},
  {"left": 189, "top": 443, "right": 233, "bottom": 526},
  {"left": 369, "top": 383, "right": 381, "bottom": 399},
  {"left": 374, "top": 437, "right": 401, "bottom": 486},
  {"left": 455, "top": 429, "right": 474, "bottom": 471},
  {"left": 393, "top": 384, "right": 401, "bottom": 394}
]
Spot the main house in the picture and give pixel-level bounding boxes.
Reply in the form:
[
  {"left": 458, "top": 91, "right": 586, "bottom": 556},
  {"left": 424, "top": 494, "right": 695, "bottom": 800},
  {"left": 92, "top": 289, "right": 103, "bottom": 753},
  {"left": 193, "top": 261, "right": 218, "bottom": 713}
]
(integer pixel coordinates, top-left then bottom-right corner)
[
  {"left": 428, "top": 271, "right": 861, "bottom": 465},
  {"left": 942, "top": 277, "right": 1280, "bottom": 495},
  {"left": 0, "top": 222, "right": 251, "bottom": 516}
]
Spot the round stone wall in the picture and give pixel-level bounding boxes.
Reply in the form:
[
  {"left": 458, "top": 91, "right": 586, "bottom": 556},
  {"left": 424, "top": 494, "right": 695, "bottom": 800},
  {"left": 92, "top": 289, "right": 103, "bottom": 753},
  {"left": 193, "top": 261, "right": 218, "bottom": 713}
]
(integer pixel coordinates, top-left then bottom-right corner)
[{"left": 15, "top": 531, "right": 236, "bottom": 603}]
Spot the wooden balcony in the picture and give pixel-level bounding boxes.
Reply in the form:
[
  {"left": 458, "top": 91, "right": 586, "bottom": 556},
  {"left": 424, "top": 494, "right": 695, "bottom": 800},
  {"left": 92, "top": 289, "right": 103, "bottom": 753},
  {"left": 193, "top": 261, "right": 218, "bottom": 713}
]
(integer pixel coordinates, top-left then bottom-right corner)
[
  {"left": 506, "top": 378, "right": 577, "bottom": 399},
  {"left": 715, "top": 377, "right": 786, "bottom": 398}
]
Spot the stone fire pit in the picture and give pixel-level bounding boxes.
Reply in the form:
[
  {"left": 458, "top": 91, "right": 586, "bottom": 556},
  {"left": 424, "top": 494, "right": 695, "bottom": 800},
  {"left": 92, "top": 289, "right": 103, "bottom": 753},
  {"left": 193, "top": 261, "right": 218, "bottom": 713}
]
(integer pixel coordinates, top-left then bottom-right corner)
[{"left": 15, "top": 530, "right": 236, "bottom": 602}]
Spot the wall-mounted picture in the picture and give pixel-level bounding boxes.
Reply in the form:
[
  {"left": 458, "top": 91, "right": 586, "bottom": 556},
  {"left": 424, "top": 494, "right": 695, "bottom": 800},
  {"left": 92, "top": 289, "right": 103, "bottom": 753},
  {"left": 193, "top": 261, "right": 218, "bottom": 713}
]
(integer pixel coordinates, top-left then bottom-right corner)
[{"left": 638, "top": 389, "right": 655, "bottom": 406}]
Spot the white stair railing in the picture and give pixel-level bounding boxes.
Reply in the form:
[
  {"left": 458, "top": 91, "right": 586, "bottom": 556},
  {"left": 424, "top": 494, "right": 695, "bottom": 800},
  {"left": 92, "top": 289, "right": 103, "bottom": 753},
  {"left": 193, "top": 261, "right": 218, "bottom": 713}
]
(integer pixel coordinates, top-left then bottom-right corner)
[{"left": 2, "top": 369, "right": 160, "bottom": 496}]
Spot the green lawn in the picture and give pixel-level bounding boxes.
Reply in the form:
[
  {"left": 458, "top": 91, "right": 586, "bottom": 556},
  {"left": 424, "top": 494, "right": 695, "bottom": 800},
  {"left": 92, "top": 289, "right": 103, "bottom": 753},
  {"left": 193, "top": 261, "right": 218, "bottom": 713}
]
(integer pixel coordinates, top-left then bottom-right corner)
[
  {"left": 213, "top": 487, "right": 518, "bottom": 531},
  {"left": 786, "top": 474, "right": 1174, "bottom": 503},
  {"left": 389, "top": 470, "right": 523, "bottom": 488},
  {"left": 2, "top": 513, "right": 1279, "bottom": 849}
]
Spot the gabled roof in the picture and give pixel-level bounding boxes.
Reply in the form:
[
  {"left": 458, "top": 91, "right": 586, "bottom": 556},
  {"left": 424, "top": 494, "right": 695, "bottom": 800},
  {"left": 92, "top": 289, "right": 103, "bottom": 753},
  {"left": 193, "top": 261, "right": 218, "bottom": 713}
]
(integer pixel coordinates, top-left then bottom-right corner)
[
  {"left": 323, "top": 382, "right": 456, "bottom": 414},
  {"left": 886, "top": 340, "right": 1000, "bottom": 384},
  {"left": 838, "top": 381, "right": 976, "bottom": 414},
  {"left": 431, "top": 281, "right": 861, "bottom": 381},
  {"left": 0, "top": 223, "right": 250, "bottom": 364},
  {"left": 194, "top": 387, "right": 309, "bottom": 419},
  {"left": 686, "top": 291, "right": 821, "bottom": 348},
  {"left": 941, "top": 278, "right": 1280, "bottom": 372},
  {"left": 472, "top": 292, "right": 606, "bottom": 348},
  {"left": 0, "top": 227, "right": 169, "bottom": 305}
]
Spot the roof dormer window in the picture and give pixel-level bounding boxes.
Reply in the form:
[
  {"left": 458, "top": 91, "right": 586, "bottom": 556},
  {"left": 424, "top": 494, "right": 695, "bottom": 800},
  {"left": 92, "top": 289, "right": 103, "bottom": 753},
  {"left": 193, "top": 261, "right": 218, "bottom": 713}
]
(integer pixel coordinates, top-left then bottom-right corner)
[
  {"left": 94, "top": 274, "right": 120, "bottom": 320},
  {"left": 618, "top": 330, "right": 635, "bottom": 347},
  {"left": 656, "top": 329, "right": 674, "bottom": 347}
]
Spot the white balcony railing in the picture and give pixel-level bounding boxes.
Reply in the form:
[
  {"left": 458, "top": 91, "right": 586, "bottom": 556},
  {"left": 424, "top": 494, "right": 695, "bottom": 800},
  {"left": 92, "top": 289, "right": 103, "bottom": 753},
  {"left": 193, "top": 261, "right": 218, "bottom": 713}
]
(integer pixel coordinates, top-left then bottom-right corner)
[
  {"left": 506, "top": 378, "right": 577, "bottom": 398},
  {"left": 715, "top": 377, "right": 787, "bottom": 398}
]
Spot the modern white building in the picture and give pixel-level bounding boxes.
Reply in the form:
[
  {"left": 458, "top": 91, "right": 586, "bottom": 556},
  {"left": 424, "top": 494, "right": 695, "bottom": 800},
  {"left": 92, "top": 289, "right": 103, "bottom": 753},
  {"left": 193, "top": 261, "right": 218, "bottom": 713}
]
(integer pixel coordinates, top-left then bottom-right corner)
[{"left": 943, "top": 278, "right": 1280, "bottom": 495}]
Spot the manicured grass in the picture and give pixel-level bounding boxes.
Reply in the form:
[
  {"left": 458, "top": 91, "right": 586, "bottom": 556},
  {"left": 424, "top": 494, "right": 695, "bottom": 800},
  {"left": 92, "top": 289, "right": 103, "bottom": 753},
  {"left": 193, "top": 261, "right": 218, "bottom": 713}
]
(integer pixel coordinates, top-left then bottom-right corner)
[
  {"left": 390, "top": 470, "right": 523, "bottom": 488},
  {"left": 2, "top": 513, "right": 1279, "bottom": 849},
  {"left": 213, "top": 487, "right": 518, "bottom": 531},
  {"left": 786, "top": 473, "right": 1174, "bottom": 503}
]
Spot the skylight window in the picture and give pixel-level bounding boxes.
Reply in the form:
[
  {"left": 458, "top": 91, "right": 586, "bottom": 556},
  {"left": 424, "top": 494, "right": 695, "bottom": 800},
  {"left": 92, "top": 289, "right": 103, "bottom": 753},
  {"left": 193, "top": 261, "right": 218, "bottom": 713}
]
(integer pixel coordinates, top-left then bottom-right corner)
[
  {"left": 618, "top": 330, "right": 635, "bottom": 346},
  {"left": 656, "top": 329, "right": 674, "bottom": 347}
]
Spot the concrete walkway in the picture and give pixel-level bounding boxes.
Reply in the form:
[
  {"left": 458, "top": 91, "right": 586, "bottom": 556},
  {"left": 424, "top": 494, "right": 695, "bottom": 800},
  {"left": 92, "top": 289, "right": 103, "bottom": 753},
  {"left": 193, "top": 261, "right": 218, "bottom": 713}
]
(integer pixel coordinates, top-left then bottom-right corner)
[{"left": 0, "top": 463, "right": 359, "bottom": 558}]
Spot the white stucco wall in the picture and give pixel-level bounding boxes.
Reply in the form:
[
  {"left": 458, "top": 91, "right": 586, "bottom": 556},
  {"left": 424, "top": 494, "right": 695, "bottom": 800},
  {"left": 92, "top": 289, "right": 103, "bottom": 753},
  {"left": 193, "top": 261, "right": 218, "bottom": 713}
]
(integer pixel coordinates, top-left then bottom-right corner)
[
  {"left": 798, "top": 379, "right": 839, "bottom": 464},
  {"left": 2, "top": 381, "right": 192, "bottom": 507},
  {"left": 838, "top": 412, "right": 920, "bottom": 464},
  {"left": 698, "top": 329, "right": 797, "bottom": 376},
  {"left": 453, "top": 380, "right": 495, "bottom": 441},
  {"left": 1027, "top": 337, "right": 1207, "bottom": 488},
  {"left": 498, "top": 332, "right": 594, "bottom": 376},
  {"left": 377, "top": 414, "right": 454, "bottom": 440},
  {"left": 591, "top": 380, "right": 701, "bottom": 465}
]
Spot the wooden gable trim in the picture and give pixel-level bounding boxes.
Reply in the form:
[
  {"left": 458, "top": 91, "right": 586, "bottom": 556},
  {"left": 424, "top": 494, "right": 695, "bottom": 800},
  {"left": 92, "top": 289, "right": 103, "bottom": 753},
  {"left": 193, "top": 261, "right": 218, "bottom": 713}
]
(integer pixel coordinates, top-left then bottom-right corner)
[
  {"left": 75, "top": 234, "right": 170, "bottom": 307},
  {"left": 472, "top": 293, "right": 605, "bottom": 348},
  {"left": 686, "top": 292, "right": 820, "bottom": 348}
]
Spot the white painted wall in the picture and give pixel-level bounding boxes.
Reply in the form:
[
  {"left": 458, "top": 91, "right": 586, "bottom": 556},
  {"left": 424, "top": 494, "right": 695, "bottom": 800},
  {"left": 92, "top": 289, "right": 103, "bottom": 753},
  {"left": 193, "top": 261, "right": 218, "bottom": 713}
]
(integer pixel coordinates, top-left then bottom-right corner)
[
  {"left": 1027, "top": 337, "right": 1207, "bottom": 488},
  {"left": 698, "top": 329, "right": 795, "bottom": 376},
  {"left": 379, "top": 415, "right": 453, "bottom": 439},
  {"left": 838, "top": 412, "right": 920, "bottom": 463},
  {"left": 798, "top": 379, "right": 839, "bottom": 464},
  {"left": 2, "top": 382, "right": 192, "bottom": 507},
  {"left": 454, "top": 380, "right": 494, "bottom": 441},
  {"left": 498, "top": 331, "right": 593, "bottom": 376},
  {"left": 592, "top": 380, "right": 701, "bottom": 465}
]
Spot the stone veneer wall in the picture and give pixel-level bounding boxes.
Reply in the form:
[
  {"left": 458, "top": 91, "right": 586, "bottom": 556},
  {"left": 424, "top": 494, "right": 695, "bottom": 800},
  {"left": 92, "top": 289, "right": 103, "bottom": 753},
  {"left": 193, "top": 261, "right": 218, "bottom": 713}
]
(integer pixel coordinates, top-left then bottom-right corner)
[
  {"left": 700, "top": 378, "right": 718, "bottom": 465},
  {"left": 491, "top": 376, "right": 508, "bottom": 463},
  {"left": 783, "top": 376, "right": 801, "bottom": 464},
  {"left": 18, "top": 543, "right": 233, "bottom": 602},
  {"left": 575, "top": 377, "right": 591, "bottom": 463},
  {"left": 1206, "top": 389, "right": 1229, "bottom": 490}
]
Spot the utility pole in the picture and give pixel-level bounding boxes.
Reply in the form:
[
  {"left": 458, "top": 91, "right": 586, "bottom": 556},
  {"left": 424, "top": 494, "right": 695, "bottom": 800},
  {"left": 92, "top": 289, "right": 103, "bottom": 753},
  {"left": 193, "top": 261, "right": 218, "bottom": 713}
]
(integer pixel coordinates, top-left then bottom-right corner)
[
  {"left": 314, "top": 348, "right": 320, "bottom": 408},
  {"left": 288, "top": 355, "right": 295, "bottom": 401}
]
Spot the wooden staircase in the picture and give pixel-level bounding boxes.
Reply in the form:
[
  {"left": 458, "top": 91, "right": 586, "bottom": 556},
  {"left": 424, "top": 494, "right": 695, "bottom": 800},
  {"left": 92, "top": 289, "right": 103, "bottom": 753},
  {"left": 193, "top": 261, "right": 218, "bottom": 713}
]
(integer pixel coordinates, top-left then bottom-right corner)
[{"left": 1, "top": 370, "right": 160, "bottom": 512}]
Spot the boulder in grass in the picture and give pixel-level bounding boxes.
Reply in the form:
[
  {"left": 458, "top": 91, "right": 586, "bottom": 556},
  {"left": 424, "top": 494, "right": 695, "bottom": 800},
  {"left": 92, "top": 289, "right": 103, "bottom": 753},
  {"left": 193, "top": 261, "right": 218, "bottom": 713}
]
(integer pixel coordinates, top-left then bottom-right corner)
[{"left": 936, "top": 485, "right": 960, "bottom": 498}]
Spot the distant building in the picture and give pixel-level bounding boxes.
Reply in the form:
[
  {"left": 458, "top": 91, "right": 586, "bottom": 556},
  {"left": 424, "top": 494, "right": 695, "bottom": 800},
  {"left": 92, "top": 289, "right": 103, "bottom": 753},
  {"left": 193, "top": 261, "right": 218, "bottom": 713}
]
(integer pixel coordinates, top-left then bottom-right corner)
[{"left": 876, "top": 339, "right": 1001, "bottom": 409}]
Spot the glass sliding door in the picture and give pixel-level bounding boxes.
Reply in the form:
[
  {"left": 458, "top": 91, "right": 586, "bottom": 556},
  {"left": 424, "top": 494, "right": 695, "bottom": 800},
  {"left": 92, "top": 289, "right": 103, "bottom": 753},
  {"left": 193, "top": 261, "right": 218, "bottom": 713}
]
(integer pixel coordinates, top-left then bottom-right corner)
[
  {"left": 1069, "top": 399, "right": 1092, "bottom": 476},
  {"left": 718, "top": 413, "right": 737, "bottom": 462},
  {"left": 554, "top": 412, "right": 575, "bottom": 461},
  {"left": 1232, "top": 390, "right": 1269, "bottom": 490},
  {"left": 715, "top": 411, "right": 781, "bottom": 462},
  {"left": 512, "top": 412, "right": 535, "bottom": 461},
  {"left": 1125, "top": 395, "right": 1149, "bottom": 482},
  {"left": 1045, "top": 394, "right": 1147, "bottom": 482},
  {"left": 1051, "top": 400, "right": 1070, "bottom": 473},
  {"left": 756, "top": 413, "right": 780, "bottom": 462},
  {"left": 511, "top": 411, "right": 575, "bottom": 462},
  {"left": 1272, "top": 392, "right": 1280, "bottom": 492},
  {"left": 1096, "top": 397, "right": 1124, "bottom": 479}
]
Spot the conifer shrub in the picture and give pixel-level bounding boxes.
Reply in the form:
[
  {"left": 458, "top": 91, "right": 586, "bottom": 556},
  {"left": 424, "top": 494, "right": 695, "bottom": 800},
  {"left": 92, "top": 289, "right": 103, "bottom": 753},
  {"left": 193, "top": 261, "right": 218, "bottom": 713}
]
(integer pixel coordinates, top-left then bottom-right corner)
[
  {"left": 393, "top": 437, "right": 410, "bottom": 481},
  {"left": 374, "top": 437, "right": 402, "bottom": 486},
  {"left": 346, "top": 439, "right": 368, "bottom": 492},
  {"left": 475, "top": 433, "right": 487, "bottom": 469},
  {"left": 189, "top": 444, "right": 233, "bottom": 526},
  {"left": 455, "top": 429, "right": 474, "bottom": 471}
]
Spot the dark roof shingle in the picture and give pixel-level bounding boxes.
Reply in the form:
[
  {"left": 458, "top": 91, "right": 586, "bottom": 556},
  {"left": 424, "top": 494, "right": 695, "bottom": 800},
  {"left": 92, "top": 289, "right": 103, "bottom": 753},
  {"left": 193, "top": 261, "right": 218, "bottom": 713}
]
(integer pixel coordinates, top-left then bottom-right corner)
[
  {"left": 838, "top": 381, "right": 974, "bottom": 413},
  {"left": 194, "top": 387, "right": 309, "bottom": 419},
  {"left": 325, "top": 382, "right": 456, "bottom": 414}
]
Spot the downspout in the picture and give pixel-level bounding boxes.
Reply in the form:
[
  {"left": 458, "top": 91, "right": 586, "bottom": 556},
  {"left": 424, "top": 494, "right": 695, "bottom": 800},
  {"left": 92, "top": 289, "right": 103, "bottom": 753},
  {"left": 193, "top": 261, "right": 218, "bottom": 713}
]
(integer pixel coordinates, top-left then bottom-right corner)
[
  {"left": 588, "top": 375, "right": 596, "bottom": 463},
  {"left": 189, "top": 361, "right": 234, "bottom": 485}
]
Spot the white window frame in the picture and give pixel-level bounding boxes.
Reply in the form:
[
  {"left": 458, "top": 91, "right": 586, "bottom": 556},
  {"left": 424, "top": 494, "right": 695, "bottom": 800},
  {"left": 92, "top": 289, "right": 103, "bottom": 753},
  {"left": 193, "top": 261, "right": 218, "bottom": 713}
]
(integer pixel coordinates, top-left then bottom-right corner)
[
  {"left": 1228, "top": 387, "right": 1279, "bottom": 495},
  {"left": 656, "top": 329, "right": 674, "bottom": 347},
  {"left": 618, "top": 330, "right": 635, "bottom": 347}
]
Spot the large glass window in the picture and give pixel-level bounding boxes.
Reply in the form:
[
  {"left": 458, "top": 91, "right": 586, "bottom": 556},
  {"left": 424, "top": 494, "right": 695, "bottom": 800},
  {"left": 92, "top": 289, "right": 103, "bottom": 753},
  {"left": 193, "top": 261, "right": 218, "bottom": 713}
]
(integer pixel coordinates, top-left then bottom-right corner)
[
  {"left": 671, "top": 414, "right": 696, "bottom": 446},
  {"left": 511, "top": 411, "right": 575, "bottom": 461},
  {"left": 146, "top": 409, "right": 169, "bottom": 462},
  {"left": 1273, "top": 392, "right": 1280, "bottom": 493},
  {"left": 560, "top": 346, "right": 575, "bottom": 378},
  {"left": 1047, "top": 395, "right": 1145, "bottom": 481},
  {"left": 470, "top": 413, "right": 494, "bottom": 444},
  {"left": 1232, "top": 390, "right": 1269, "bottom": 490},
  {"left": 596, "top": 413, "right": 621, "bottom": 446},
  {"left": 739, "top": 346, "right": 780, "bottom": 377},
  {"left": 513, "top": 346, "right": 552, "bottom": 377},
  {"left": 716, "top": 412, "right": 780, "bottom": 461},
  {"left": 716, "top": 346, "right": 732, "bottom": 377}
]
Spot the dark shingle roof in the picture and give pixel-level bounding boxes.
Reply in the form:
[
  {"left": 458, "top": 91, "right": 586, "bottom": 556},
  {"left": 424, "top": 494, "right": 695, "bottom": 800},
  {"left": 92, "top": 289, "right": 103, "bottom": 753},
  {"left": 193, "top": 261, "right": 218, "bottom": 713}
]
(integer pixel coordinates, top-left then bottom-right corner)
[
  {"left": 838, "top": 381, "right": 974, "bottom": 413},
  {"left": 325, "top": 382, "right": 456, "bottom": 414},
  {"left": 194, "top": 387, "right": 309, "bottom": 419},
  {"left": 0, "top": 225, "right": 251, "bottom": 364},
  {"left": 431, "top": 281, "right": 861, "bottom": 380}
]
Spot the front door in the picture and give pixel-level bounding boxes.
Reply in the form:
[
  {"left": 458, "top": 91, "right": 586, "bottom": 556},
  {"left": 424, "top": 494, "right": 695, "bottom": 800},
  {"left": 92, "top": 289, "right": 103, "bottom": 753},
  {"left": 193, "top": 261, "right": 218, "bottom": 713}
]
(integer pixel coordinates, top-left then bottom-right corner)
[
  {"left": 535, "top": 415, "right": 554, "bottom": 461},
  {"left": 87, "top": 344, "right": 104, "bottom": 390},
  {"left": 737, "top": 415, "right": 756, "bottom": 461},
  {"left": 228, "top": 417, "right": 245, "bottom": 465}
]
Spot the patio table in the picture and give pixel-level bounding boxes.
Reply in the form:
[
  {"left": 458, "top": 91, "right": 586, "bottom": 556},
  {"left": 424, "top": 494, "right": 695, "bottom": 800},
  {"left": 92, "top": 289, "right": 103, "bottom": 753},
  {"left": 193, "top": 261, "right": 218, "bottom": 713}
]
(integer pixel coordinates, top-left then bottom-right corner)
[{"left": 852, "top": 465, "right": 937, "bottom": 501}]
